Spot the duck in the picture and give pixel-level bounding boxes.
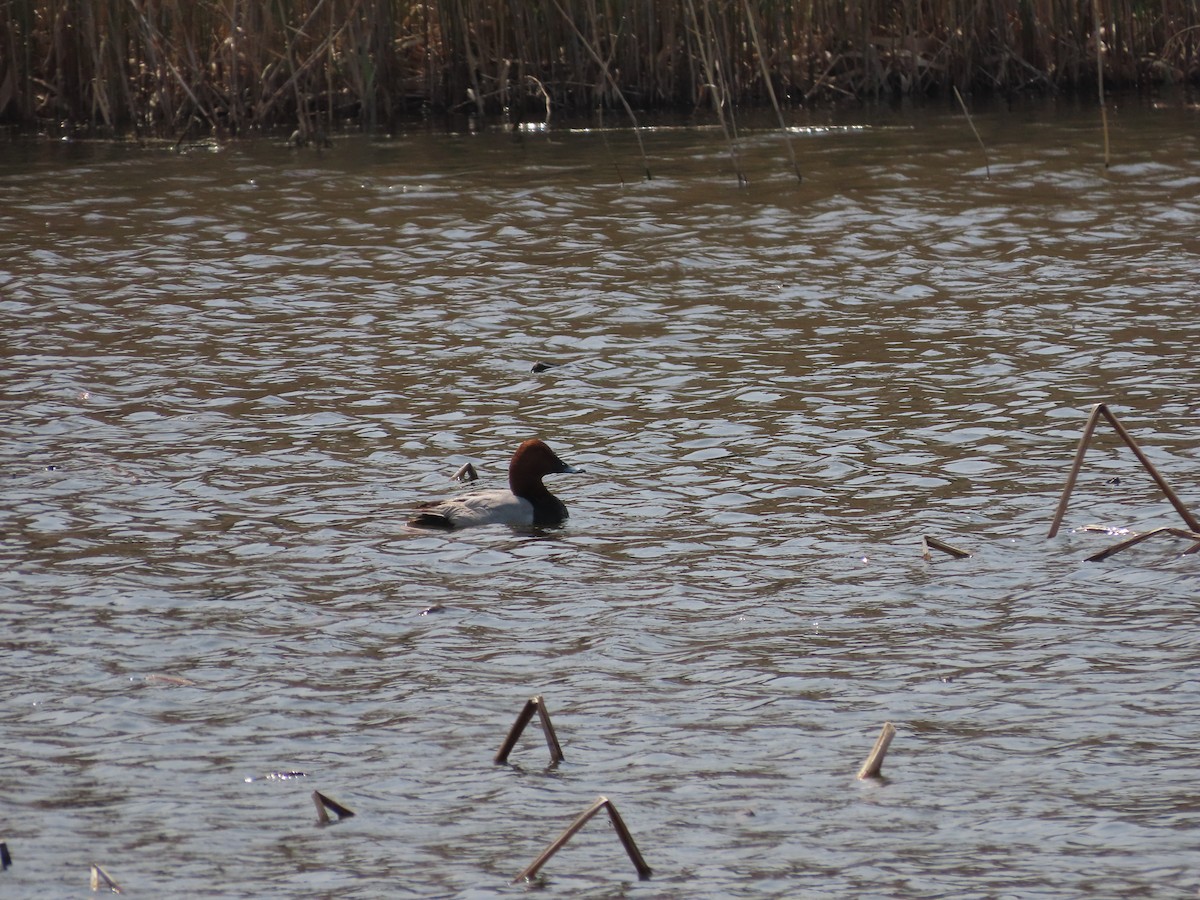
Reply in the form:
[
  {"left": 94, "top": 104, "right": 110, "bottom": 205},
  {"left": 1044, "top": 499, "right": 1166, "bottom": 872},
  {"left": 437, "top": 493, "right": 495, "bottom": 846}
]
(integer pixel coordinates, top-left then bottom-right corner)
[{"left": 408, "top": 439, "right": 582, "bottom": 530}]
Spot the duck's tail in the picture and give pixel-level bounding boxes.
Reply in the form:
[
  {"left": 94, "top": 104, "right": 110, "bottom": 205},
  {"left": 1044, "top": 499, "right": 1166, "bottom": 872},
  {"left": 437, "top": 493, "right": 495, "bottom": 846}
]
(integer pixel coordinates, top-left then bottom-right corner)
[{"left": 407, "top": 512, "right": 456, "bottom": 530}]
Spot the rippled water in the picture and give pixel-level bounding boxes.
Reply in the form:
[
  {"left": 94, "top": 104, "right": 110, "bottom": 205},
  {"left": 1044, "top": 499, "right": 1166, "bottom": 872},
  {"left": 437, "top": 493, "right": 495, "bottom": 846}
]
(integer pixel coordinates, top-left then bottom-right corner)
[{"left": 3, "top": 100, "right": 1199, "bottom": 898}]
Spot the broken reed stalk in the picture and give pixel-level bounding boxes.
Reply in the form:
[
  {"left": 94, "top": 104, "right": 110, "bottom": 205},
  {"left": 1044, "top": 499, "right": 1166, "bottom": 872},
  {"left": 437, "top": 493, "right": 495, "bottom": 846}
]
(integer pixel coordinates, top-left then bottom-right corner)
[
  {"left": 548, "top": 0, "right": 652, "bottom": 181},
  {"left": 90, "top": 863, "right": 122, "bottom": 893},
  {"left": 1097, "top": 407, "right": 1200, "bottom": 530},
  {"left": 1048, "top": 403, "right": 1200, "bottom": 538},
  {"left": 922, "top": 536, "right": 971, "bottom": 560},
  {"left": 1093, "top": 0, "right": 1111, "bottom": 167},
  {"left": 742, "top": 0, "right": 801, "bottom": 183},
  {"left": 512, "top": 795, "right": 652, "bottom": 883},
  {"left": 495, "top": 695, "right": 565, "bottom": 765},
  {"left": 313, "top": 791, "right": 356, "bottom": 824},
  {"left": 1085, "top": 526, "right": 1200, "bottom": 562},
  {"left": 952, "top": 85, "right": 990, "bottom": 180},
  {"left": 856, "top": 722, "right": 897, "bottom": 780}
]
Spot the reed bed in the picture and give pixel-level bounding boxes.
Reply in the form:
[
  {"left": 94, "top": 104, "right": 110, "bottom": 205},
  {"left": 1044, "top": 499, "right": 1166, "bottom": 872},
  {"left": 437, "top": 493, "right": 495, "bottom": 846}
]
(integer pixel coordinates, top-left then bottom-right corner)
[{"left": 1, "top": 0, "right": 1197, "bottom": 137}]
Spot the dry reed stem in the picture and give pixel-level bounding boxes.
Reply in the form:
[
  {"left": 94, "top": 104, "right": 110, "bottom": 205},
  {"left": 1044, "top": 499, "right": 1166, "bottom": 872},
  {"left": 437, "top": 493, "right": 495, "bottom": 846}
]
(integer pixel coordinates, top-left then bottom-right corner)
[
  {"left": 495, "top": 695, "right": 565, "bottom": 765},
  {"left": 741, "top": 0, "right": 800, "bottom": 182},
  {"left": 1048, "top": 403, "right": 1200, "bottom": 538},
  {"left": 1048, "top": 403, "right": 1106, "bottom": 538},
  {"left": 512, "top": 795, "right": 652, "bottom": 883},
  {"left": 595, "top": 106, "right": 626, "bottom": 186},
  {"left": 922, "top": 536, "right": 971, "bottom": 560},
  {"left": 1085, "top": 526, "right": 1166, "bottom": 561},
  {"left": 685, "top": 0, "right": 746, "bottom": 185},
  {"left": 1093, "top": 0, "right": 1111, "bottom": 167},
  {"left": 1095, "top": 406, "right": 1199, "bottom": 531},
  {"left": 455, "top": 1, "right": 485, "bottom": 119},
  {"left": 312, "top": 790, "right": 356, "bottom": 824},
  {"left": 857, "top": 722, "right": 897, "bottom": 780},
  {"left": 548, "top": 0, "right": 652, "bottom": 181},
  {"left": 90, "top": 862, "right": 122, "bottom": 893},
  {"left": 952, "top": 85, "right": 990, "bottom": 180},
  {"left": 1085, "top": 526, "right": 1200, "bottom": 562}
]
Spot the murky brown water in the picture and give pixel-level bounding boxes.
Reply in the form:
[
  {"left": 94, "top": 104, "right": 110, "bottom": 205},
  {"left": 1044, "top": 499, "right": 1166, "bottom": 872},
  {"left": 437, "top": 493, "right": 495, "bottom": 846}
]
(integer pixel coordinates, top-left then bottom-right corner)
[{"left": 2, "top": 99, "right": 1199, "bottom": 898}]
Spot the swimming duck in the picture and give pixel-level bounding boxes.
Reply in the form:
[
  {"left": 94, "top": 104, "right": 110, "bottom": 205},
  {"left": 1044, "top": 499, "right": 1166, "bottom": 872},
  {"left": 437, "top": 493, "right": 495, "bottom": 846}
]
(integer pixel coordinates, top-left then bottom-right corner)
[{"left": 408, "top": 439, "right": 582, "bottom": 530}]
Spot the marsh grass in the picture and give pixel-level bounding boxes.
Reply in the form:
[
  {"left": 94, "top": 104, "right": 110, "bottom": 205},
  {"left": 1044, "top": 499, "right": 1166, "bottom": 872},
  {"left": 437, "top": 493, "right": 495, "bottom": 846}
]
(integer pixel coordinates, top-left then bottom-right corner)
[{"left": 1, "top": 0, "right": 1197, "bottom": 138}]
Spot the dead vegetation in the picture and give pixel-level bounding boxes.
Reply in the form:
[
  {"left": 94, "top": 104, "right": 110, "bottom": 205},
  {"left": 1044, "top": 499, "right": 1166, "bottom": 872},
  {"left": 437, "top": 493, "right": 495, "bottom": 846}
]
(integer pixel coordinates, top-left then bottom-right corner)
[{"left": 1, "top": 0, "right": 1197, "bottom": 138}]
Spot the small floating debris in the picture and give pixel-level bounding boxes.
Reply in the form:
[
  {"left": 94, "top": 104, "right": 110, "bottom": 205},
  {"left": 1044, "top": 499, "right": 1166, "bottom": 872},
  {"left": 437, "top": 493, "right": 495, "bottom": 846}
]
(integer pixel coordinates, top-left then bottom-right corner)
[
  {"left": 495, "top": 695, "right": 564, "bottom": 765},
  {"left": 1, "top": 841, "right": 11, "bottom": 869},
  {"left": 244, "top": 771, "right": 308, "bottom": 783},
  {"left": 313, "top": 791, "right": 356, "bottom": 825},
  {"left": 921, "top": 535, "right": 971, "bottom": 560},
  {"left": 419, "top": 604, "right": 446, "bottom": 616},
  {"left": 512, "top": 795, "right": 652, "bottom": 883},
  {"left": 452, "top": 462, "right": 478, "bottom": 483},
  {"left": 90, "top": 862, "right": 121, "bottom": 893},
  {"left": 856, "top": 722, "right": 897, "bottom": 780}
]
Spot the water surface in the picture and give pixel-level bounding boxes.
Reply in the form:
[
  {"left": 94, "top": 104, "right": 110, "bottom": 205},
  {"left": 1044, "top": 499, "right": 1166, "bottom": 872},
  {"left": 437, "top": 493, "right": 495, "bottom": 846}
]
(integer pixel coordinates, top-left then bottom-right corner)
[{"left": 2, "top": 100, "right": 1199, "bottom": 898}]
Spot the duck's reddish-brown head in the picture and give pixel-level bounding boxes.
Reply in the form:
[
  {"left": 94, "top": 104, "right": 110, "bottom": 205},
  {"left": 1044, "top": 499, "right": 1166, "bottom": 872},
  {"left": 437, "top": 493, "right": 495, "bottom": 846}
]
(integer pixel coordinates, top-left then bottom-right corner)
[{"left": 508, "top": 439, "right": 580, "bottom": 495}]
